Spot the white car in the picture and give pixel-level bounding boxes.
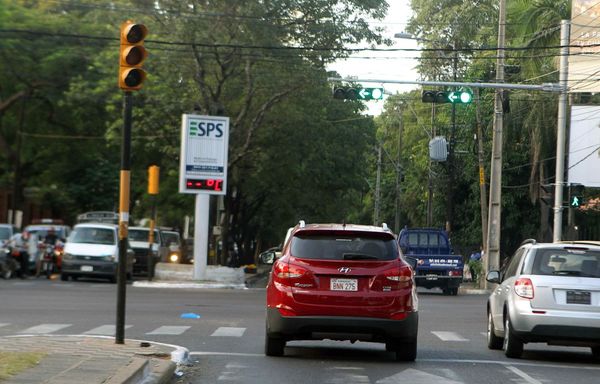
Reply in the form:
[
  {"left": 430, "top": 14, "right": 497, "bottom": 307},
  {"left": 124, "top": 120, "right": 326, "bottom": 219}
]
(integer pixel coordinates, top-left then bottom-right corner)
[
  {"left": 486, "top": 239, "right": 600, "bottom": 359},
  {"left": 61, "top": 223, "right": 134, "bottom": 283}
]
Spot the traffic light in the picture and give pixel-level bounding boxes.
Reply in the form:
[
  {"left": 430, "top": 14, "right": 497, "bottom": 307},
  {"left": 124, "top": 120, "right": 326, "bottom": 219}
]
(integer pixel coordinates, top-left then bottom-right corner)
[
  {"left": 570, "top": 184, "right": 585, "bottom": 208},
  {"left": 421, "top": 90, "right": 473, "bottom": 104},
  {"left": 119, "top": 20, "right": 147, "bottom": 91},
  {"left": 148, "top": 165, "right": 159, "bottom": 195},
  {"left": 332, "top": 86, "right": 384, "bottom": 100},
  {"left": 540, "top": 183, "right": 554, "bottom": 206}
]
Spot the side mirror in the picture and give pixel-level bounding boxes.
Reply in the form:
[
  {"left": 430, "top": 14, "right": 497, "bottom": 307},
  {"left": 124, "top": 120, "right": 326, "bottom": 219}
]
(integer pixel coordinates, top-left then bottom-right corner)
[
  {"left": 405, "top": 256, "right": 417, "bottom": 270},
  {"left": 259, "top": 251, "right": 276, "bottom": 265},
  {"left": 486, "top": 270, "right": 501, "bottom": 284}
]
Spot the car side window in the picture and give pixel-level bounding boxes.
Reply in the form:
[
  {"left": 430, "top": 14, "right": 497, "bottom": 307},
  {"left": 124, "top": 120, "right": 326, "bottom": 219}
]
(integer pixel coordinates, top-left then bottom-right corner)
[{"left": 502, "top": 248, "right": 525, "bottom": 281}]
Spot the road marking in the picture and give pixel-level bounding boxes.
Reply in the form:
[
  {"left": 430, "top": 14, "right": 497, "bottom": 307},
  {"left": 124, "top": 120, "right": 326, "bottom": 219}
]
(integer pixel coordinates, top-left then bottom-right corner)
[
  {"left": 191, "top": 351, "right": 263, "bottom": 357},
  {"left": 84, "top": 325, "right": 132, "bottom": 335},
  {"left": 0, "top": 323, "right": 9, "bottom": 328},
  {"left": 432, "top": 331, "right": 469, "bottom": 341},
  {"left": 20, "top": 324, "right": 71, "bottom": 334},
  {"left": 12, "top": 282, "right": 35, "bottom": 286},
  {"left": 146, "top": 326, "right": 190, "bottom": 335},
  {"left": 506, "top": 366, "right": 543, "bottom": 384},
  {"left": 377, "top": 368, "right": 463, "bottom": 384},
  {"left": 211, "top": 327, "right": 246, "bottom": 337},
  {"left": 218, "top": 362, "right": 248, "bottom": 381},
  {"left": 326, "top": 366, "right": 369, "bottom": 384}
]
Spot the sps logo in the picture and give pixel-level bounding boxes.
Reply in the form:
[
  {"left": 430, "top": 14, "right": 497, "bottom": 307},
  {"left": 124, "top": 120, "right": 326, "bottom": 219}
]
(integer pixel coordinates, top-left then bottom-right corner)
[{"left": 189, "top": 121, "right": 224, "bottom": 138}]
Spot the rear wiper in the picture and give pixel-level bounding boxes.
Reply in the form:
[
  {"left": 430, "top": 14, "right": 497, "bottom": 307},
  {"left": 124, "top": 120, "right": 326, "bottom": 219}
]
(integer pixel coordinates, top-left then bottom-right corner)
[{"left": 343, "top": 253, "right": 378, "bottom": 260}]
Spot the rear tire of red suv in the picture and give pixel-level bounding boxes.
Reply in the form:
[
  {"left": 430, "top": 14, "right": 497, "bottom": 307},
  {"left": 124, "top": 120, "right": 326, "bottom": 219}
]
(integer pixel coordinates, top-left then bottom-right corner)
[
  {"left": 265, "top": 333, "right": 285, "bottom": 357},
  {"left": 387, "top": 338, "right": 417, "bottom": 361}
]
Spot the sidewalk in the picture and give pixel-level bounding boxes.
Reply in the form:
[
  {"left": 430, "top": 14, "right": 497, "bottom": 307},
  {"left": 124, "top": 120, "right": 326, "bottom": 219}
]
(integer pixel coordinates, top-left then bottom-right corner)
[{"left": 0, "top": 335, "right": 187, "bottom": 384}]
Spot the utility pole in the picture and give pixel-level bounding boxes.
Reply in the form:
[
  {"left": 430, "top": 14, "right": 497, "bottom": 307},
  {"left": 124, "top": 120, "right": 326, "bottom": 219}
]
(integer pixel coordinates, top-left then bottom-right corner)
[
  {"left": 427, "top": 104, "right": 436, "bottom": 226},
  {"left": 475, "top": 88, "right": 488, "bottom": 288},
  {"left": 374, "top": 145, "right": 382, "bottom": 226},
  {"left": 553, "top": 20, "right": 571, "bottom": 242},
  {"left": 485, "top": 0, "right": 506, "bottom": 286},
  {"left": 446, "top": 42, "right": 458, "bottom": 234},
  {"left": 395, "top": 103, "right": 404, "bottom": 234}
]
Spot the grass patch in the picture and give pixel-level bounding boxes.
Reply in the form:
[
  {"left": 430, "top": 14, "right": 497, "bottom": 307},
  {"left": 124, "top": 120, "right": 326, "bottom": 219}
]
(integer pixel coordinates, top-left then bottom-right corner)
[{"left": 0, "top": 351, "right": 46, "bottom": 381}]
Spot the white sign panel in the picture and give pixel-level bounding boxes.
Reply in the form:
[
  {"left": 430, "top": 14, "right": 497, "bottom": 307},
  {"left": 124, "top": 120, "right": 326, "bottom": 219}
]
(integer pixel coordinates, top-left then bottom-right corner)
[
  {"left": 569, "top": 0, "right": 600, "bottom": 93},
  {"left": 179, "top": 114, "right": 229, "bottom": 195},
  {"left": 568, "top": 105, "right": 600, "bottom": 187}
]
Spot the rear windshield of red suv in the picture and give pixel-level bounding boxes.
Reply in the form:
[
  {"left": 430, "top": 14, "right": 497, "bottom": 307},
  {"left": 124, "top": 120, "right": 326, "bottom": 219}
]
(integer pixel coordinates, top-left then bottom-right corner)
[{"left": 291, "top": 234, "right": 398, "bottom": 261}]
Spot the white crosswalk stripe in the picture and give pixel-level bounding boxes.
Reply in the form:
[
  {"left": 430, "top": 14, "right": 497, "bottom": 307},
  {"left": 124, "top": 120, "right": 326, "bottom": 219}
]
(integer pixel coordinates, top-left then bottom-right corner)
[
  {"left": 20, "top": 324, "right": 72, "bottom": 334},
  {"left": 0, "top": 323, "right": 9, "bottom": 328},
  {"left": 211, "top": 327, "right": 246, "bottom": 337},
  {"left": 146, "top": 326, "right": 190, "bottom": 335},
  {"left": 84, "top": 325, "right": 132, "bottom": 335},
  {"left": 431, "top": 331, "right": 469, "bottom": 341}
]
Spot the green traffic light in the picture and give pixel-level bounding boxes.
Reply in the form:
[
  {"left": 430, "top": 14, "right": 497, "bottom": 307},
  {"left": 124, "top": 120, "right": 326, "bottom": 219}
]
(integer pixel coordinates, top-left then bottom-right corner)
[{"left": 459, "top": 91, "right": 472, "bottom": 103}]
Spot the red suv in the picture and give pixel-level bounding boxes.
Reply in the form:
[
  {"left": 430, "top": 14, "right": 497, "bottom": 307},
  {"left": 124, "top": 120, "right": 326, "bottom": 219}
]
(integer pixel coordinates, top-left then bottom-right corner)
[{"left": 263, "top": 221, "right": 418, "bottom": 361}]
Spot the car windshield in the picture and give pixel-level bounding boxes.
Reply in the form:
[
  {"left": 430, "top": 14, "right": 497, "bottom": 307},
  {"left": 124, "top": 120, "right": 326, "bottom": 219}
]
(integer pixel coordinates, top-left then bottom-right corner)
[
  {"left": 532, "top": 248, "right": 600, "bottom": 278},
  {"left": 0, "top": 227, "right": 11, "bottom": 241},
  {"left": 69, "top": 227, "right": 115, "bottom": 245},
  {"left": 291, "top": 234, "right": 398, "bottom": 261},
  {"left": 129, "top": 229, "right": 160, "bottom": 243},
  {"left": 162, "top": 232, "right": 180, "bottom": 246},
  {"left": 27, "top": 227, "right": 67, "bottom": 240}
]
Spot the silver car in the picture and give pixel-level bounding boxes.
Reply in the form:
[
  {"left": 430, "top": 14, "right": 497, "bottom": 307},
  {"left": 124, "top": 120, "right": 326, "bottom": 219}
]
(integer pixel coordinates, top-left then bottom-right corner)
[{"left": 486, "top": 240, "right": 600, "bottom": 359}]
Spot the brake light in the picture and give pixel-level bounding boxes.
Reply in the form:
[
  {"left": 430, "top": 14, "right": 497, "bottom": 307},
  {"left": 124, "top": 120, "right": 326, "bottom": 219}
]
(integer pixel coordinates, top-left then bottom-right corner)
[
  {"left": 384, "top": 267, "right": 412, "bottom": 287},
  {"left": 514, "top": 278, "right": 534, "bottom": 299},
  {"left": 448, "top": 270, "right": 462, "bottom": 277},
  {"left": 274, "top": 262, "right": 306, "bottom": 279}
]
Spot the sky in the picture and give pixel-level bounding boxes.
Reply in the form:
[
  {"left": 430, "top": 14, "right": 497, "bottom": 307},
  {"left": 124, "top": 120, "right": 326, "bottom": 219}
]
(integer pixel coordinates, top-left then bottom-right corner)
[{"left": 327, "top": 1, "right": 419, "bottom": 115}]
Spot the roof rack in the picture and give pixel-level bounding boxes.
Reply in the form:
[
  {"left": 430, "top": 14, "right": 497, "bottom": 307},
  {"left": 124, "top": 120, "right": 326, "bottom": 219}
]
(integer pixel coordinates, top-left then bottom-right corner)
[
  {"left": 298, "top": 220, "right": 306, "bottom": 228},
  {"left": 382, "top": 223, "right": 390, "bottom": 231},
  {"left": 520, "top": 238, "right": 537, "bottom": 246}
]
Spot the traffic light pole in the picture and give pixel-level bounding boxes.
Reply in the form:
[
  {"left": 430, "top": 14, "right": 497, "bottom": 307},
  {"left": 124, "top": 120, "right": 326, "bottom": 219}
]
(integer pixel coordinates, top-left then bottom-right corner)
[{"left": 116, "top": 91, "right": 132, "bottom": 345}]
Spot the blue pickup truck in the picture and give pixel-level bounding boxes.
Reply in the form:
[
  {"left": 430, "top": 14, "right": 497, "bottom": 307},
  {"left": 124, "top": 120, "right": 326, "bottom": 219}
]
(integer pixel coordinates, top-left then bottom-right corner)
[{"left": 398, "top": 227, "right": 463, "bottom": 295}]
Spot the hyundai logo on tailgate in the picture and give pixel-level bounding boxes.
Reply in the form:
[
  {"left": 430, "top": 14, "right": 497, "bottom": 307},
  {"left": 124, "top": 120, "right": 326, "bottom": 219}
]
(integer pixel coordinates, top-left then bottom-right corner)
[{"left": 338, "top": 267, "right": 351, "bottom": 273}]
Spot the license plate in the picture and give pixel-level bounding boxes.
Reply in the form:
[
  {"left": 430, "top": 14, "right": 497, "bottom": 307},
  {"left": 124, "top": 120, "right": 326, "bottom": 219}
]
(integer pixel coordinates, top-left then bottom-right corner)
[
  {"left": 567, "top": 290, "right": 591, "bottom": 305},
  {"left": 330, "top": 278, "right": 358, "bottom": 291},
  {"left": 81, "top": 266, "right": 93, "bottom": 272},
  {"left": 426, "top": 274, "right": 438, "bottom": 281}
]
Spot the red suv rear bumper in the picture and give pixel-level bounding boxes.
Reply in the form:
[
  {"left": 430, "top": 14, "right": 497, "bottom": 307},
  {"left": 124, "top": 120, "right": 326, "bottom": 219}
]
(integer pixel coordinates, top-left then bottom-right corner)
[{"left": 266, "top": 308, "right": 418, "bottom": 343}]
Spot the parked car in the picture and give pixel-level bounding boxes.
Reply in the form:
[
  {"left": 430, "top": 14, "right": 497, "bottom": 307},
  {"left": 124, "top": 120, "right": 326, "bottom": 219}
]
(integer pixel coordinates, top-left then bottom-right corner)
[
  {"left": 0, "top": 224, "right": 18, "bottom": 245},
  {"left": 128, "top": 227, "right": 165, "bottom": 275},
  {"left": 486, "top": 239, "right": 600, "bottom": 359},
  {"left": 262, "top": 220, "right": 418, "bottom": 361},
  {"left": 61, "top": 223, "right": 134, "bottom": 283}
]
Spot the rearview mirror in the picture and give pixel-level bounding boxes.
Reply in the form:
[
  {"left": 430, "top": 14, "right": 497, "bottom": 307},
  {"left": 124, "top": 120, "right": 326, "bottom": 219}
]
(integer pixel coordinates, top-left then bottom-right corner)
[
  {"left": 405, "top": 256, "right": 417, "bottom": 270},
  {"left": 259, "top": 251, "right": 276, "bottom": 265},
  {"left": 486, "top": 270, "right": 501, "bottom": 284}
]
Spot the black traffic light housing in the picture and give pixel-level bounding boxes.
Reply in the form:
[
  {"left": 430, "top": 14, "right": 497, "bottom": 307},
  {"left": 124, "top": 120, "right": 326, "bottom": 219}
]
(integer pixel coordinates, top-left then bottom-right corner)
[
  {"left": 421, "top": 89, "right": 473, "bottom": 104},
  {"left": 332, "top": 86, "right": 384, "bottom": 100}
]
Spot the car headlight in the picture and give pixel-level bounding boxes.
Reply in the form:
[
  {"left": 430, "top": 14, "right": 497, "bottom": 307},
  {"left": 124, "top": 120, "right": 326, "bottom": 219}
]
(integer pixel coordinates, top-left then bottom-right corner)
[
  {"left": 101, "top": 255, "right": 115, "bottom": 262},
  {"left": 169, "top": 253, "right": 179, "bottom": 263},
  {"left": 62, "top": 253, "right": 73, "bottom": 260}
]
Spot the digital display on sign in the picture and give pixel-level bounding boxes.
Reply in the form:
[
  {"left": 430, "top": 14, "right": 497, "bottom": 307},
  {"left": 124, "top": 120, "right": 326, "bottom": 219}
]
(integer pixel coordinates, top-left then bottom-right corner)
[{"left": 185, "top": 178, "right": 224, "bottom": 192}]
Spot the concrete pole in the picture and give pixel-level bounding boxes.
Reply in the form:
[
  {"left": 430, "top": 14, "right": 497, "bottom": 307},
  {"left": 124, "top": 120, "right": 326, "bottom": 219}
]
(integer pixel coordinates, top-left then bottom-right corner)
[
  {"left": 395, "top": 104, "right": 404, "bottom": 234},
  {"left": 552, "top": 20, "right": 571, "bottom": 243},
  {"left": 475, "top": 88, "right": 488, "bottom": 288},
  {"left": 193, "top": 194, "right": 209, "bottom": 280},
  {"left": 485, "top": 0, "right": 505, "bottom": 288},
  {"left": 374, "top": 145, "right": 382, "bottom": 226}
]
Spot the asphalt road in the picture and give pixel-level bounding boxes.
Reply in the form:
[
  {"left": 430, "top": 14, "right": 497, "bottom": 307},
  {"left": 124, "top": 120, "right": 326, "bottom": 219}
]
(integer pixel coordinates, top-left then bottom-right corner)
[{"left": 1, "top": 277, "right": 599, "bottom": 384}]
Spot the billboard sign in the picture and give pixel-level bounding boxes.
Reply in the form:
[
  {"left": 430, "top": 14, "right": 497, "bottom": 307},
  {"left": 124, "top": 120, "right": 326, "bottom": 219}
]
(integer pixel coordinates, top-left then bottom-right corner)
[
  {"left": 179, "top": 114, "right": 229, "bottom": 195},
  {"left": 569, "top": 0, "right": 600, "bottom": 93},
  {"left": 568, "top": 105, "right": 600, "bottom": 187}
]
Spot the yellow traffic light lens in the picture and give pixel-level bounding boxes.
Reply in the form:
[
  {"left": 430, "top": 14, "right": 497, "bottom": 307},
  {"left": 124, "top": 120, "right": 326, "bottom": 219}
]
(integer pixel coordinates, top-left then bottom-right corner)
[
  {"left": 126, "top": 24, "right": 146, "bottom": 43},
  {"left": 125, "top": 46, "right": 145, "bottom": 65}
]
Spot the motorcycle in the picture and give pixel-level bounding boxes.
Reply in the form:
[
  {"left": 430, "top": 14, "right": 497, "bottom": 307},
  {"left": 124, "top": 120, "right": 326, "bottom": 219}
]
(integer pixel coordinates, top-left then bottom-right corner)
[
  {"left": 40, "top": 243, "right": 58, "bottom": 279},
  {"left": 0, "top": 245, "right": 20, "bottom": 279}
]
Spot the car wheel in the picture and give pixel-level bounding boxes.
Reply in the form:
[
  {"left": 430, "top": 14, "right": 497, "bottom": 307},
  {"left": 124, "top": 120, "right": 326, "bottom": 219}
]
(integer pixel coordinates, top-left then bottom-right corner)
[
  {"left": 592, "top": 347, "right": 600, "bottom": 359},
  {"left": 265, "top": 333, "right": 285, "bottom": 356},
  {"left": 60, "top": 273, "right": 69, "bottom": 282},
  {"left": 394, "top": 339, "right": 417, "bottom": 362},
  {"left": 503, "top": 315, "right": 523, "bottom": 358},
  {"left": 487, "top": 312, "right": 503, "bottom": 350},
  {"left": 109, "top": 275, "right": 117, "bottom": 284}
]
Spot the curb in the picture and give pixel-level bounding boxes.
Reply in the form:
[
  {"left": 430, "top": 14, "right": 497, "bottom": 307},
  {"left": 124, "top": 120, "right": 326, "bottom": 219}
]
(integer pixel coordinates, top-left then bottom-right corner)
[{"left": 106, "top": 357, "right": 149, "bottom": 384}]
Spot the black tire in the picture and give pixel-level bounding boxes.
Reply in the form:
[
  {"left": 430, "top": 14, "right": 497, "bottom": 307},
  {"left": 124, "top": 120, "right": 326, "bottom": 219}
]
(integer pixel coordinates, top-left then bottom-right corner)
[
  {"left": 442, "top": 288, "right": 450, "bottom": 295},
  {"left": 451, "top": 288, "right": 459, "bottom": 296},
  {"left": 503, "top": 315, "right": 523, "bottom": 358},
  {"left": 109, "top": 275, "right": 117, "bottom": 284},
  {"left": 60, "top": 273, "right": 69, "bottom": 282},
  {"left": 487, "top": 312, "right": 503, "bottom": 350},
  {"left": 265, "top": 333, "right": 285, "bottom": 356},
  {"left": 394, "top": 339, "right": 417, "bottom": 362},
  {"left": 1, "top": 267, "right": 12, "bottom": 280},
  {"left": 591, "top": 347, "right": 600, "bottom": 359}
]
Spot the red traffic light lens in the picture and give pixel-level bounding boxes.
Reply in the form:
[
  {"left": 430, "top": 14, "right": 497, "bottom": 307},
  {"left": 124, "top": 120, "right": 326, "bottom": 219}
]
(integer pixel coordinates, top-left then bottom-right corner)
[{"left": 126, "top": 24, "right": 146, "bottom": 43}]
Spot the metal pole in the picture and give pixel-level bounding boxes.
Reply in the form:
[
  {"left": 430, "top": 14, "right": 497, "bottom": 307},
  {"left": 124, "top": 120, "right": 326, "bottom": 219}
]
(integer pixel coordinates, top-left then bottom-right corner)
[
  {"left": 427, "top": 104, "right": 435, "bottom": 226},
  {"left": 446, "top": 46, "right": 458, "bottom": 234},
  {"left": 475, "top": 88, "right": 488, "bottom": 288},
  {"left": 374, "top": 145, "right": 382, "bottom": 226},
  {"left": 485, "top": 0, "right": 506, "bottom": 287},
  {"left": 116, "top": 91, "right": 132, "bottom": 344},
  {"left": 395, "top": 105, "right": 404, "bottom": 234},
  {"left": 553, "top": 20, "right": 571, "bottom": 243},
  {"left": 147, "top": 198, "right": 157, "bottom": 281}
]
